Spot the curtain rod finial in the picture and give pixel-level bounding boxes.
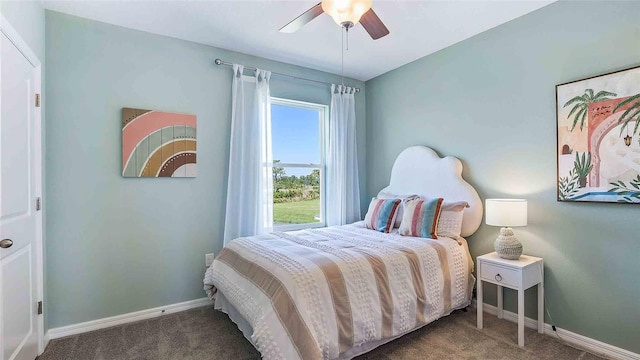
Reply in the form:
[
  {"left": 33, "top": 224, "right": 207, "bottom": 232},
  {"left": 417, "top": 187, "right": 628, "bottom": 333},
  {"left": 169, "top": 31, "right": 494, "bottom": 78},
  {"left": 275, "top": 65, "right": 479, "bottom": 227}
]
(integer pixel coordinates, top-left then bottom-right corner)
[{"left": 215, "top": 59, "right": 222, "bottom": 65}]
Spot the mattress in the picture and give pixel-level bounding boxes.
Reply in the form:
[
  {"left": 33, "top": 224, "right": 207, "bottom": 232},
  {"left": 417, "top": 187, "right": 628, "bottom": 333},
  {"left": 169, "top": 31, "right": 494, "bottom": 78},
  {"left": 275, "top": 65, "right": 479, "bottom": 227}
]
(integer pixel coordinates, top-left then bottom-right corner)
[{"left": 203, "top": 222, "right": 474, "bottom": 360}]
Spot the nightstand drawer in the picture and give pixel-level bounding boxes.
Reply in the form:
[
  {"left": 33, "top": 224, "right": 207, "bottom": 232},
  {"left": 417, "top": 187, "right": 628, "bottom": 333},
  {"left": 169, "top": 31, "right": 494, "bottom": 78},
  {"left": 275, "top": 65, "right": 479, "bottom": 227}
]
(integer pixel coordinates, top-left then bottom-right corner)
[{"left": 480, "top": 262, "right": 519, "bottom": 287}]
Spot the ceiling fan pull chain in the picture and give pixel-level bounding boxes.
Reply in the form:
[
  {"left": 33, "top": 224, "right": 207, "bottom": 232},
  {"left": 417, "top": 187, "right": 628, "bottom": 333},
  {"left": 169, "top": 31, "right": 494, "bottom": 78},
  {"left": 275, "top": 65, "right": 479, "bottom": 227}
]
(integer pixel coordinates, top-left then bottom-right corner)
[
  {"left": 341, "top": 26, "right": 345, "bottom": 86},
  {"left": 346, "top": 26, "right": 349, "bottom": 51}
]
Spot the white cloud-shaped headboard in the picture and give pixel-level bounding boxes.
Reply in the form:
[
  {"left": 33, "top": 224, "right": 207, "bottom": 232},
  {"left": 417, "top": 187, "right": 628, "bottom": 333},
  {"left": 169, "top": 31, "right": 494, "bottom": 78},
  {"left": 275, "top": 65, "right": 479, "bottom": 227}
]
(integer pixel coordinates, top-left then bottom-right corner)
[{"left": 378, "top": 146, "right": 483, "bottom": 237}]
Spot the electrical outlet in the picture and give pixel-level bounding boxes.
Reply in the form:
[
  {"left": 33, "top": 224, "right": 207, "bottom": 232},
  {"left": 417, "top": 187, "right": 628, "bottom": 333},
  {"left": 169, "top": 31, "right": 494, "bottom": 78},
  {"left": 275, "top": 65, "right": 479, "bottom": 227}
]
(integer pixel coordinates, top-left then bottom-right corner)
[{"left": 205, "top": 253, "right": 215, "bottom": 267}]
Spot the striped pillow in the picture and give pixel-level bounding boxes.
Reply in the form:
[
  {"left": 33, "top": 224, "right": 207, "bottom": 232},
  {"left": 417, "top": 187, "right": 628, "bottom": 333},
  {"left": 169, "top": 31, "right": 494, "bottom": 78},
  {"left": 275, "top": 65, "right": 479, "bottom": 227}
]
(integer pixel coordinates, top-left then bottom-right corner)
[
  {"left": 377, "top": 192, "right": 419, "bottom": 228},
  {"left": 399, "top": 197, "right": 444, "bottom": 239},
  {"left": 364, "top": 198, "right": 402, "bottom": 233}
]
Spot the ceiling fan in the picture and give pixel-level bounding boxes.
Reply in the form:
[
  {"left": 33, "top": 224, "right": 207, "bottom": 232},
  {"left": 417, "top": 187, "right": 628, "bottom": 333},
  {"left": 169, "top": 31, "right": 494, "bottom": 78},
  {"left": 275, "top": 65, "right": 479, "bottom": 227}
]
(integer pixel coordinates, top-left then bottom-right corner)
[{"left": 279, "top": 0, "right": 390, "bottom": 40}]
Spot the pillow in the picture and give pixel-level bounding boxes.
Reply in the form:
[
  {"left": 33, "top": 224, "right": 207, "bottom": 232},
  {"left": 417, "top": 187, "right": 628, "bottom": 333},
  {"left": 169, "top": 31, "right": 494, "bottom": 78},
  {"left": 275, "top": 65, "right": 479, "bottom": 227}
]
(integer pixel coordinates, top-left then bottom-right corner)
[
  {"left": 436, "top": 201, "right": 469, "bottom": 238},
  {"left": 377, "top": 192, "right": 419, "bottom": 228},
  {"left": 399, "top": 197, "right": 444, "bottom": 239},
  {"left": 364, "top": 198, "right": 402, "bottom": 233}
]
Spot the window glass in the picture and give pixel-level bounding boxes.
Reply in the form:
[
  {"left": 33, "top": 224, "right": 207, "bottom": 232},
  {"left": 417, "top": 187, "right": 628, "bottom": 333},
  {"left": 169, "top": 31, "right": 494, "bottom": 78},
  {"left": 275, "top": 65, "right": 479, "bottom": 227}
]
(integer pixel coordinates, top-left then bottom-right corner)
[
  {"left": 270, "top": 100, "right": 326, "bottom": 229},
  {"left": 271, "top": 104, "right": 320, "bottom": 164},
  {"left": 273, "top": 167, "right": 321, "bottom": 226}
]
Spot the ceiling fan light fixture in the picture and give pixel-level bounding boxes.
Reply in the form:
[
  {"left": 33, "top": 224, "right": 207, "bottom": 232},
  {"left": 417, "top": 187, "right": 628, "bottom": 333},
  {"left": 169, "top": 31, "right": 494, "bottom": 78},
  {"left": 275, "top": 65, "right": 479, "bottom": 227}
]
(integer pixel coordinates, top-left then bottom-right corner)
[{"left": 321, "top": 0, "right": 372, "bottom": 28}]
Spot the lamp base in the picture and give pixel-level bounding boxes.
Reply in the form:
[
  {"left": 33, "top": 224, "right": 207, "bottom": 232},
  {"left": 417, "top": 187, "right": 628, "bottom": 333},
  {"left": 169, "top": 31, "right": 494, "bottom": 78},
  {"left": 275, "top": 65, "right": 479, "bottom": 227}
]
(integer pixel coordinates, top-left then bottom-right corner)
[{"left": 494, "top": 227, "right": 522, "bottom": 260}]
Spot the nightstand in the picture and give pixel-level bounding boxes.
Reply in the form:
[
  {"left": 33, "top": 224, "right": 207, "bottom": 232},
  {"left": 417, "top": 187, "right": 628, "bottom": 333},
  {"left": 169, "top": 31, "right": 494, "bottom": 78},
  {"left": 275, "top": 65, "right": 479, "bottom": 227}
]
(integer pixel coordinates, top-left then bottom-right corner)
[{"left": 476, "top": 252, "right": 544, "bottom": 347}]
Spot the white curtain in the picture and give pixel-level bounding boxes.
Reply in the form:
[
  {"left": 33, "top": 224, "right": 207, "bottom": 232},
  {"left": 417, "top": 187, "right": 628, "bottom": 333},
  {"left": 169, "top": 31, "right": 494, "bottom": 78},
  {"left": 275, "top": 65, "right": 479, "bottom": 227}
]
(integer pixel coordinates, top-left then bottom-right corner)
[
  {"left": 223, "top": 65, "right": 273, "bottom": 245},
  {"left": 326, "top": 84, "right": 361, "bottom": 226}
]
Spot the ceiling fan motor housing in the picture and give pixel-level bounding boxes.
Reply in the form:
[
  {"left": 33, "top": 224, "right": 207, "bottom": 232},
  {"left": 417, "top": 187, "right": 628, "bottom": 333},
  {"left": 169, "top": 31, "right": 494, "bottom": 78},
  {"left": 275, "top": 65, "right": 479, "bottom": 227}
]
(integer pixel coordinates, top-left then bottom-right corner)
[
  {"left": 341, "top": 21, "right": 354, "bottom": 30},
  {"left": 279, "top": 0, "right": 389, "bottom": 40},
  {"left": 321, "top": 0, "right": 372, "bottom": 27}
]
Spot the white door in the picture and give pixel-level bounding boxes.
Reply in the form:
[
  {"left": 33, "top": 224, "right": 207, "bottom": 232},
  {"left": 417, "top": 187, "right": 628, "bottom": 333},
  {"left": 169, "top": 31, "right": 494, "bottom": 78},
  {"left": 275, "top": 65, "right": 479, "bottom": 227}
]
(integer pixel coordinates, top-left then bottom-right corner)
[{"left": 0, "top": 26, "right": 42, "bottom": 360}]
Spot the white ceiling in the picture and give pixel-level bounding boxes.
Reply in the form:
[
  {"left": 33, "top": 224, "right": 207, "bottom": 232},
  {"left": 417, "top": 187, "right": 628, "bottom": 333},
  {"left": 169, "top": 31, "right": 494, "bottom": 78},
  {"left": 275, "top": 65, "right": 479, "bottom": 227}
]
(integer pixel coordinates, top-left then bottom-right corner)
[{"left": 42, "top": 0, "right": 555, "bottom": 81}]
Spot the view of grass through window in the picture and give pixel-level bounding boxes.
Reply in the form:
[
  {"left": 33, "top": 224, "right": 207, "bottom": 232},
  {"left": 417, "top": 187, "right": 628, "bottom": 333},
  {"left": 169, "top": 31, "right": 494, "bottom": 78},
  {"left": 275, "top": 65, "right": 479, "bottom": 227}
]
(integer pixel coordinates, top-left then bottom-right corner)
[{"left": 271, "top": 101, "right": 324, "bottom": 226}]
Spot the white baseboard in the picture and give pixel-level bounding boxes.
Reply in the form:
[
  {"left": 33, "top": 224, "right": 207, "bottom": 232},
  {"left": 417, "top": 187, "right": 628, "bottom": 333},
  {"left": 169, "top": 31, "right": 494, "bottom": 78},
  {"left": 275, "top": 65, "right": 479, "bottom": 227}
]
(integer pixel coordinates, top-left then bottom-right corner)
[
  {"left": 47, "top": 297, "right": 213, "bottom": 340},
  {"left": 472, "top": 300, "right": 640, "bottom": 360},
  {"left": 42, "top": 331, "right": 50, "bottom": 353}
]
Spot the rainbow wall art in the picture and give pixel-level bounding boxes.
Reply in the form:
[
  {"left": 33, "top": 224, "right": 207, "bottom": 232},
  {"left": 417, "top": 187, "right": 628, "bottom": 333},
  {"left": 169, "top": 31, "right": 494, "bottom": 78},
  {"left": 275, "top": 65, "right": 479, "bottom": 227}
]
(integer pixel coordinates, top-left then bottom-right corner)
[{"left": 122, "top": 108, "right": 197, "bottom": 178}]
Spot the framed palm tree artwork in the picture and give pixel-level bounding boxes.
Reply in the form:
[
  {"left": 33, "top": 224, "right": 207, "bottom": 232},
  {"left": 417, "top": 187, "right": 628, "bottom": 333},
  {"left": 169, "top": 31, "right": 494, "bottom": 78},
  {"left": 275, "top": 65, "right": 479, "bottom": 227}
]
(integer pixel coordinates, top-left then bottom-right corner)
[{"left": 557, "top": 65, "right": 640, "bottom": 203}]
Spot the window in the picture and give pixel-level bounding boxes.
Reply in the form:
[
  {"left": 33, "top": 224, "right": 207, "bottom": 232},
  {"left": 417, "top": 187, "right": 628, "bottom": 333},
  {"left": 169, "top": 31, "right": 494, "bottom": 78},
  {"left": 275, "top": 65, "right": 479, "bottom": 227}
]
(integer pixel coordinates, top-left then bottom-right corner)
[{"left": 270, "top": 98, "right": 328, "bottom": 230}]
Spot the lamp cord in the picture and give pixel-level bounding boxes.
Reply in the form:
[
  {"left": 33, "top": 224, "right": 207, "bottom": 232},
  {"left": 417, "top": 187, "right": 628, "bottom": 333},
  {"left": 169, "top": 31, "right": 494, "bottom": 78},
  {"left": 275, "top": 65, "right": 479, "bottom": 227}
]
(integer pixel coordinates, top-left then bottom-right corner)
[{"left": 537, "top": 264, "right": 601, "bottom": 356}]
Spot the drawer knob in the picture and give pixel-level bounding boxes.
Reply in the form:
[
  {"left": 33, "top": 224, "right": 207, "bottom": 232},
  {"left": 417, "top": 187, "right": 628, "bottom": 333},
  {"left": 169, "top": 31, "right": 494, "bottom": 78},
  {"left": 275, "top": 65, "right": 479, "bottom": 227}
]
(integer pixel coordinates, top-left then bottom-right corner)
[{"left": 495, "top": 274, "right": 502, "bottom": 282}]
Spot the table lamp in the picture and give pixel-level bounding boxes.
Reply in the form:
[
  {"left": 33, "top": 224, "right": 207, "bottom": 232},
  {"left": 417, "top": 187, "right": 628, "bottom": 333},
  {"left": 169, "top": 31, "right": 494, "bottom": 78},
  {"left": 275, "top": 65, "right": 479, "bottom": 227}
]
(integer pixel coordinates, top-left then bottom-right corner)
[{"left": 485, "top": 199, "right": 527, "bottom": 259}]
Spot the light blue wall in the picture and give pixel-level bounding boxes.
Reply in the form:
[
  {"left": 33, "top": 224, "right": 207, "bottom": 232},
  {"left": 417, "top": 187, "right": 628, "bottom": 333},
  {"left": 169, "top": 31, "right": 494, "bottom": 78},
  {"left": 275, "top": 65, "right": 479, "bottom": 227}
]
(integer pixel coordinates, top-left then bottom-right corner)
[
  {"left": 45, "top": 11, "right": 366, "bottom": 329},
  {"left": 365, "top": 1, "right": 640, "bottom": 353}
]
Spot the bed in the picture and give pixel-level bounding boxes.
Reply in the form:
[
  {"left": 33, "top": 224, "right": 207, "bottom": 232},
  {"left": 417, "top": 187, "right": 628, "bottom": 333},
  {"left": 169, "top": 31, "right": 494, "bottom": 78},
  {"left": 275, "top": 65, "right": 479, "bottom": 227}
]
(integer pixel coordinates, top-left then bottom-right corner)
[{"left": 203, "top": 146, "right": 483, "bottom": 360}]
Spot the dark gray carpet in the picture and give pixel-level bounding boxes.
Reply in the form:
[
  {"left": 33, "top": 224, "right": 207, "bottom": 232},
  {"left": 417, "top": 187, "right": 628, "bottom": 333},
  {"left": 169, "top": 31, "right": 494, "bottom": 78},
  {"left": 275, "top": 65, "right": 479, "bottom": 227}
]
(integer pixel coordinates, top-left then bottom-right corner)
[{"left": 40, "top": 306, "right": 606, "bottom": 360}]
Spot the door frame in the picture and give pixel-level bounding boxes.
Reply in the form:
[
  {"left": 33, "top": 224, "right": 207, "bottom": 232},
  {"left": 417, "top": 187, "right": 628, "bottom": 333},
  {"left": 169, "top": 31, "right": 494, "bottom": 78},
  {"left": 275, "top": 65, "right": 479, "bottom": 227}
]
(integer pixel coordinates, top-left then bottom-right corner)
[{"left": 0, "top": 14, "right": 45, "bottom": 354}]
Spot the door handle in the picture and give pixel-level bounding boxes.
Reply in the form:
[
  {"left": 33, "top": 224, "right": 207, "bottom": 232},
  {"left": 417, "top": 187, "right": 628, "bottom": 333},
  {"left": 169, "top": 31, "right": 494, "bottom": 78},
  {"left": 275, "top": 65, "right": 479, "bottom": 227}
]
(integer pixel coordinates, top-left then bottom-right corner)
[{"left": 0, "top": 239, "right": 13, "bottom": 248}]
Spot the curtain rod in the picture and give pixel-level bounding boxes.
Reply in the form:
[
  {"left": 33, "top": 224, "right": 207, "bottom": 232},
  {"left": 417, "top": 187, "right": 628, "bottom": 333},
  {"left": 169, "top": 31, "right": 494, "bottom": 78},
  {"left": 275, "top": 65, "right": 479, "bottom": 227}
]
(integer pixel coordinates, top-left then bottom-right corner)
[{"left": 214, "top": 59, "right": 360, "bottom": 93}]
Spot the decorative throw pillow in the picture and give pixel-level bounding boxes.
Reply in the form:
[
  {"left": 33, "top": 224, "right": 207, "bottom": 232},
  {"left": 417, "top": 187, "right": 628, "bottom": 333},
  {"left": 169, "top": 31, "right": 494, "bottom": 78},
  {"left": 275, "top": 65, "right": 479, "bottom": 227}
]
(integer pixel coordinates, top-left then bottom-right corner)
[
  {"left": 364, "top": 198, "right": 402, "bottom": 233},
  {"left": 399, "top": 197, "right": 444, "bottom": 239},
  {"left": 377, "top": 192, "right": 419, "bottom": 228},
  {"left": 436, "top": 201, "right": 469, "bottom": 238}
]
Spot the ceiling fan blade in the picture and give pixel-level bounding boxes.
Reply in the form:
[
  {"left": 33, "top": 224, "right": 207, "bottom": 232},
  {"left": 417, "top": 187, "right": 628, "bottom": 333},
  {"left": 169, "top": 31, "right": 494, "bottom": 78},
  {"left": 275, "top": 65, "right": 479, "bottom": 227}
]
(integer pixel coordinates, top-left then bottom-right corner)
[
  {"left": 360, "top": 8, "right": 389, "bottom": 40},
  {"left": 279, "top": 3, "right": 324, "bottom": 33}
]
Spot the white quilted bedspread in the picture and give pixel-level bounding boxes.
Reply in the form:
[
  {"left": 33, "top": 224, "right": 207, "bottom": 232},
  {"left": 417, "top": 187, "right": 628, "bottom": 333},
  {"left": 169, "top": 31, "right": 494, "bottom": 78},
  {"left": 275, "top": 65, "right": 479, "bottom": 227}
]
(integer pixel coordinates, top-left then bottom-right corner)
[{"left": 203, "top": 222, "right": 473, "bottom": 360}]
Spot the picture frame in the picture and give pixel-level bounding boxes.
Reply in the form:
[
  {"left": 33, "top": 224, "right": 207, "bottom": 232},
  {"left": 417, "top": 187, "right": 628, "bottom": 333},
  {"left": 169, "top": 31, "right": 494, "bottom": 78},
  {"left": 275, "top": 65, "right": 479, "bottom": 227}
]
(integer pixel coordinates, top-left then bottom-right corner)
[
  {"left": 556, "top": 65, "right": 640, "bottom": 203},
  {"left": 122, "top": 108, "right": 197, "bottom": 178}
]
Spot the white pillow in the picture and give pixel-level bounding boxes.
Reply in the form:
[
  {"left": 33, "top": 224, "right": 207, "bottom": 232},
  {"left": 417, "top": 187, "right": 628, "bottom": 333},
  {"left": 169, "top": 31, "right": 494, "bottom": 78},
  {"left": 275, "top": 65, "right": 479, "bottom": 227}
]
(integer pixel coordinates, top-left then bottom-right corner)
[{"left": 436, "top": 201, "right": 468, "bottom": 238}]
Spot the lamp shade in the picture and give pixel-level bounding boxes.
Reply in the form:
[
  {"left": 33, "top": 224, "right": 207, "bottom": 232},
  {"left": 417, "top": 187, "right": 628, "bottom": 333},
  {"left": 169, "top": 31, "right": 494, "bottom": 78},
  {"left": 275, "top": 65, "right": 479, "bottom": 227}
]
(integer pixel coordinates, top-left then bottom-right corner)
[
  {"left": 321, "top": 0, "right": 372, "bottom": 26},
  {"left": 485, "top": 199, "right": 527, "bottom": 227}
]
